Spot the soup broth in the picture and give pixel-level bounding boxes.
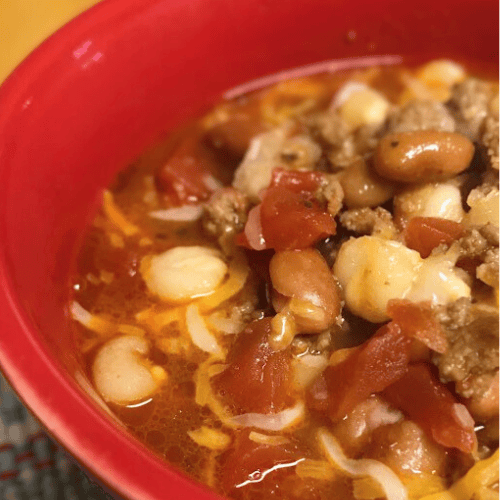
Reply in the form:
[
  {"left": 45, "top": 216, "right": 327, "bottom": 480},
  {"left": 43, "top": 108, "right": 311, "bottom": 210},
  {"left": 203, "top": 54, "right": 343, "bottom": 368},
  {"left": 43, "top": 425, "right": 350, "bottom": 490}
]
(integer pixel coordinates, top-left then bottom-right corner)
[{"left": 71, "top": 60, "right": 499, "bottom": 500}]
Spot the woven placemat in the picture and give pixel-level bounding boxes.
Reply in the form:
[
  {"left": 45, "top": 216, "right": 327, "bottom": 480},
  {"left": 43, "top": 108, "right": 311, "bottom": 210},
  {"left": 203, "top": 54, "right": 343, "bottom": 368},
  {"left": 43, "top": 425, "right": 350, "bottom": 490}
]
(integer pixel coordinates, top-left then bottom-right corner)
[{"left": 0, "top": 373, "right": 118, "bottom": 500}]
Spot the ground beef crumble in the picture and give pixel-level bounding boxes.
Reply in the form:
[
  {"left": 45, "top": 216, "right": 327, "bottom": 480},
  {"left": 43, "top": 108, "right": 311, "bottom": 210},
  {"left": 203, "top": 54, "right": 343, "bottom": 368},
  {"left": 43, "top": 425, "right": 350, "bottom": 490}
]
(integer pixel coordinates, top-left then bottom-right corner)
[
  {"left": 315, "top": 174, "right": 344, "bottom": 217},
  {"left": 433, "top": 301, "right": 499, "bottom": 407},
  {"left": 477, "top": 248, "right": 499, "bottom": 287},
  {"left": 434, "top": 297, "right": 473, "bottom": 330},
  {"left": 482, "top": 115, "right": 499, "bottom": 170},
  {"left": 458, "top": 224, "right": 499, "bottom": 287},
  {"left": 305, "top": 112, "right": 381, "bottom": 169},
  {"left": 388, "top": 100, "right": 456, "bottom": 133},
  {"left": 202, "top": 187, "right": 250, "bottom": 244},
  {"left": 447, "top": 78, "right": 494, "bottom": 141},
  {"left": 339, "top": 207, "right": 396, "bottom": 237}
]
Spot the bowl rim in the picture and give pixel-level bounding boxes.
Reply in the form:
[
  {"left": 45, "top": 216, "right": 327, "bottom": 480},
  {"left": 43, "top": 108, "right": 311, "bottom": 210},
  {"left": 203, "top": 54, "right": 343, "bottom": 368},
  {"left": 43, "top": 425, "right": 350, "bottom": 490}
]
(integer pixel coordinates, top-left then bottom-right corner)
[{"left": 0, "top": 0, "right": 498, "bottom": 499}]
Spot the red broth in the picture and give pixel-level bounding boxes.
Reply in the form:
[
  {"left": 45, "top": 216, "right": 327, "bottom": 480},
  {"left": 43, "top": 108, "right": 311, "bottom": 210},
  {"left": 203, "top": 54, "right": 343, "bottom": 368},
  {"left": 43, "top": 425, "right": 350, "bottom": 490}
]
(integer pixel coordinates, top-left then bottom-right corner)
[{"left": 71, "top": 61, "right": 499, "bottom": 500}]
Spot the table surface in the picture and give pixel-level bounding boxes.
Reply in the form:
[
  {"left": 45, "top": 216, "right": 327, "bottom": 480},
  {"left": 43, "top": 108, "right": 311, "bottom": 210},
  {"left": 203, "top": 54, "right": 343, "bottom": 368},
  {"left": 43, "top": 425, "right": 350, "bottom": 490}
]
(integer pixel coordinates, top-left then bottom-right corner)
[
  {"left": 0, "top": 0, "right": 101, "bottom": 84},
  {"left": 0, "top": 372, "right": 118, "bottom": 500}
]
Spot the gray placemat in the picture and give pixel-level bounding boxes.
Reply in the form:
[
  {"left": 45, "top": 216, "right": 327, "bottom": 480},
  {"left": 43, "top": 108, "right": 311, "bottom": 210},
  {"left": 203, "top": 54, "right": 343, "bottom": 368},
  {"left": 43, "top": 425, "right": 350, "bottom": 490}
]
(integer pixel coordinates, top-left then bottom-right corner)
[{"left": 0, "top": 373, "right": 117, "bottom": 500}]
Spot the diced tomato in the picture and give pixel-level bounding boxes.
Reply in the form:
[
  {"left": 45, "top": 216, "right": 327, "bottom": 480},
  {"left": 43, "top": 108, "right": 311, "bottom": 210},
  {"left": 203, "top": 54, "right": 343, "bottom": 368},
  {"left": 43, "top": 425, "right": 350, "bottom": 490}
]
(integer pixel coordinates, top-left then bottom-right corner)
[
  {"left": 309, "top": 322, "right": 412, "bottom": 422},
  {"left": 259, "top": 187, "right": 336, "bottom": 251},
  {"left": 156, "top": 136, "right": 215, "bottom": 205},
  {"left": 382, "top": 364, "right": 477, "bottom": 453},
  {"left": 404, "top": 217, "right": 465, "bottom": 258},
  {"left": 387, "top": 299, "right": 448, "bottom": 354},
  {"left": 213, "top": 318, "right": 293, "bottom": 414},
  {"left": 236, "top": 167, "right": 335, "bottom": 251},
  {"left": 220, "top": 431, "right": 307, "bottom": 495},
  {"left": 270, "top": 168, "right": 324, "bottom": 194}
]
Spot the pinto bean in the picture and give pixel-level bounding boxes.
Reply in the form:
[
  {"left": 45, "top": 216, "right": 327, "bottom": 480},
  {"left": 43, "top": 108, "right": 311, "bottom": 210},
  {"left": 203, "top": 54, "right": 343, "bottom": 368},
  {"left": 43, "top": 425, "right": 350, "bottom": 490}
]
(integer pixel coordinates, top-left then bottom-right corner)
[
  {"left": 340, "top": 158, "right": 396, "bottom": 208},
  {"left": 374, "top": 130, "right": 474, "bottom": 183},
  {"left": 269, "top": 249, "right": 341, "bottom": 333}
]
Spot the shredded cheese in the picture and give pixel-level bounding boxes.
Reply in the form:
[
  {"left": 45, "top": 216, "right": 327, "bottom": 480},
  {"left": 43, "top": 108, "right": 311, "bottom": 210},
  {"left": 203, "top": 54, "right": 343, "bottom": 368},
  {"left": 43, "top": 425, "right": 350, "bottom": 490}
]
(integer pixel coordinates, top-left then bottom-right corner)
[
  {"left": 99, "top": 270, "right": 115, "bottom": 284},
  {"left": 185, "top": 304, "right": 224, "bottom": 357},
  {"left": 71, "top": 302, "right": 146, "bottom": 340},
  {"left": 194, "top": 358, "right": 233, "bottom": 425},
  {"left": 70, "top": 301, "right": 115, "bottom": 335},
  {"left": 353, "top": 476, "right": 387, "bottom": 499},
  {"left": 204, "top": 451, "right": 218, "bottom": 489},
  {"left": 198, "top": 252, "right": 250, "bottom": 312},
  {"left": 117, "top": 324, "right": 146, "bottom": 336},
  {"left": 398, "top": 71, "right": 439, "bottom": 105},
  {"left": 194, "top": 356, "right": 307, "bottom": 433},
  {"left": 248, "top": 432, "right": 289, "bottom": 446},
  {"left": 108, "top": 232, "right": 125, "bottom": 248},
  {"left": 403, "top": 474, "right": 447, "bottom": 500},
  {"left": 418, "top": 450, "right": 499, "bottom": 500},
  {"left": 355, "top": 473, "right": 446, "bottom": 500},
  {"left": 260, "top": 78, "right": 324, "bottom": 124},
  {"left": 135, "top": 306, "right": 183, "bottom": 332},
  {"left": 207, "top": 311, "right": 244, "bottom": 335},
  {"left": 102, "top": 190, "right": 140, "bottom": 236},
  {"left": 318, "top": 428, "right": 408, "bottom": 500},
  {"left": 295, "top": 459, "right": 337, "bottom": 481},
  {"left": 270, "top": 309, "right": 296, "bottom": 350},
  {"left": 476, "top": 486, "right": 499, "bottom": 500},
  {"left": 187, "top": 426, "right": 231, "bottom": 451}
]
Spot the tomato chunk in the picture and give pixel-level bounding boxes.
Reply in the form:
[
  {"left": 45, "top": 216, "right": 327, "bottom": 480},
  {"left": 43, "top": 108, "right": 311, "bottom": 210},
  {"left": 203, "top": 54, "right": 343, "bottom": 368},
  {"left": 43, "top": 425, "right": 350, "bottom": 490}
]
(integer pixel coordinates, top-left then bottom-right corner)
[
  {"left": 387, "top": 299, "right": 448, "bottom": 354},
  {"left": 383, "top": 364, "right": 477, "bottom": 453},
  {"left": 309, "top": 322, "right": 412, "bottom": 422},
  {"left": 213, "top": 318, "right": 293, "bottom": 414},
  {"left": 259, "top": 187, "right": 336, "bottom": 251},
  {"left": 270, "top": 168, "right": 324, "bottom": 194},
  {"left": 156, "top": 136, "right": 215, "bottom": 205},
  {"left": 404, "top": 217, "right": 465, "bottom": 258},
  {"left": 236, "top": 168, "right": 335, "bottom": 251}
]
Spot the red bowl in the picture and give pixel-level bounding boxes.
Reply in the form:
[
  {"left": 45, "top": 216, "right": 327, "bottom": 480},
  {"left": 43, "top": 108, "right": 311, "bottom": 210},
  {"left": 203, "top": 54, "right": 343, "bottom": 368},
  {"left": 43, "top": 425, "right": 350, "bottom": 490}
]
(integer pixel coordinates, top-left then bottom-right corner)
[{"left": 0, "top": 0, "right": 497, "bottom": 498}]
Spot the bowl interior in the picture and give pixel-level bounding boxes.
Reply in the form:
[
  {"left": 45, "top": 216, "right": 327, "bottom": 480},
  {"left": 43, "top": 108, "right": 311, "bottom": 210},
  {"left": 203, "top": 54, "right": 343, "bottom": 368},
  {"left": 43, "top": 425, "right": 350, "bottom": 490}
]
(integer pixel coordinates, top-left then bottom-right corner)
[{"left": 0, "top": 0, "right": 497, "bottom": 498}]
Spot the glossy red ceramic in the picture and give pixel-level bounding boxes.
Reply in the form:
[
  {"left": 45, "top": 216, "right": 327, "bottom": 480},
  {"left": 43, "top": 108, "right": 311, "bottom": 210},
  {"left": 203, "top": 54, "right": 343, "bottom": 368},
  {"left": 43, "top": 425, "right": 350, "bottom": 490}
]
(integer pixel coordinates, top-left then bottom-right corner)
[{"left": 0, "top": 0, "right": 497, "bottom": 498}]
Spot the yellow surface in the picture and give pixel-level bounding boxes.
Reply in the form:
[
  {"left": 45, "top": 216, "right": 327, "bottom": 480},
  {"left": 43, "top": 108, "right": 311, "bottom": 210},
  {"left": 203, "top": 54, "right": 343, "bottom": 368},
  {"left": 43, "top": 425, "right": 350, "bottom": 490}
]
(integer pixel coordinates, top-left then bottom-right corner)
[{"left": 0, "top": 0, "right": 102, "bottom": 84}]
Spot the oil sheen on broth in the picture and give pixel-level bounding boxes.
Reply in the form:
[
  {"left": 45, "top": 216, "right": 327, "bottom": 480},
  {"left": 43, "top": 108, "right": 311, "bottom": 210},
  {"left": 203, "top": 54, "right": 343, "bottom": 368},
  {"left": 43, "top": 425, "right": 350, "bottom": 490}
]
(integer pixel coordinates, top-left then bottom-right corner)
[{"left": 71, "top": 59, "right": 499, "bottom": 500}]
